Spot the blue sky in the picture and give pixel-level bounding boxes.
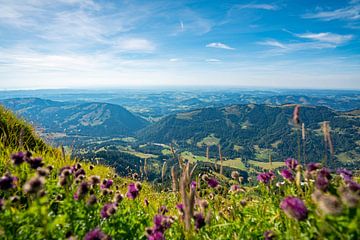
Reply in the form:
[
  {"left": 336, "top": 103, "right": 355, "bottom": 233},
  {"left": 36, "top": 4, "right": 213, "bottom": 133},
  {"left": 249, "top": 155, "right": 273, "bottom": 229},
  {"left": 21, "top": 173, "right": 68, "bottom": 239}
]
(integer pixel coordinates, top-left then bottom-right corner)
[{"left": 0, "top": 0, "right": 359, "bottom": 89}]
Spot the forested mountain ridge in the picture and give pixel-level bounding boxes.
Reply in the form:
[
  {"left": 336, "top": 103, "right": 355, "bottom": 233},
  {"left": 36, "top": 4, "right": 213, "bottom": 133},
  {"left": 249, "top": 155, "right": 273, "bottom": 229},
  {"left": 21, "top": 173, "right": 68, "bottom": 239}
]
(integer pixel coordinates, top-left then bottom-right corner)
[
  {"left": 137, "top": 104, "right": 360, "bottom": 168},
  {"left": 0, "top": 98, "right": 148, "bottom": 137}
]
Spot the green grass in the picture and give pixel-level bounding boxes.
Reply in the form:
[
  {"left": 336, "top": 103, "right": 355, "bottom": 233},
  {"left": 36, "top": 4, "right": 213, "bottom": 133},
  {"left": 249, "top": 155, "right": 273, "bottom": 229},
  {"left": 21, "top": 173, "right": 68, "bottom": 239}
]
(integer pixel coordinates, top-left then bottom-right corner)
[
  {"left": 196, "top": 134, "right": 220, "bottom": 148},
  {"left": 248, "top": 160, "right": 285, "bottom": 170},
  {"left": 0, "top": 105, "right": 359, "bottom": 239}
]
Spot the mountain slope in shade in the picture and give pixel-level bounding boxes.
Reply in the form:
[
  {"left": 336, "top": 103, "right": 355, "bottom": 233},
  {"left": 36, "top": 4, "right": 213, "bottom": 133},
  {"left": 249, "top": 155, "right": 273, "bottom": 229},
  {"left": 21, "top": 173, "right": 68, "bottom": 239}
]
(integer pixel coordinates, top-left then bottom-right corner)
[
  {"left": 1, "top": 98, "right": 148, "bottom": 137},
  {"left": 137, "top": 104, "right": 360, "bottom": 168}
]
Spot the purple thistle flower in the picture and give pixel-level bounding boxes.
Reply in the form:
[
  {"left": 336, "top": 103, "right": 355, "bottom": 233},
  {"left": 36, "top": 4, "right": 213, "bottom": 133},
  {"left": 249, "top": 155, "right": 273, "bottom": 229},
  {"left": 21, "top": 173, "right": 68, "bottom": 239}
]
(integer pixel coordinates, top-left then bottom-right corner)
[
  {"left": 348, "top": 180, "right": 360, "bottom": 192},
  {"left": 101, "top": 179, "right": 113, "bottom": 189},
  {"left": 147, "top": 231, "right": 164, "bottom": 240},
  {"left": 126, "top": 182, "right": 140, "bottom": 199},
  {"left": 11, "top": 151, "right": 25, "bottom": 165},
  {"left": 100, "top": 203, "right": 117, "bottom": 219},
  {"left": 84, "top": 228, "right": 111, "bottom": 240},
  {"left": 74, "top": 168, "right": 86, "bottom": 178},
  {"left": 28, "top": 157, "right": 44, "bottom": 169},
  {"left": 257, "top": 172, "right": 274, "bottom": 184},
  {"left": 315, "top": 174, "right": 329, "bottom": 191},
  {"left": 285, "top": 158, "right": 298, "bottom": 170},
  {"left": 306, "top": 162, "right": 321, "bottom": 172},
  {"left": 190, "top": 181, "right": 197, "bottom": 190},
  {"left": 280, "top": 169, "right": 294, "bottom": 181},
  {"left": 264, "top": 230, "right": 275, "bottom": 240},
  {"left": 318, "top": 168, "right": 331, "bottom": 179},
  {"left": 193, "top": 212, "right": 206, "bottom": 230},
  {"left": 207, "top": 178, "right": 219, "bottom": 188},
  {"left": 158, "top": 206, "right": 168, "bottom": 215},
  {"left": 280, "top": 196, "right": 308, "bottom": 221},
  {"left": 176, "top": 203, "right": 184, "bottom": 215},
  {"left": 337, "top": 168, "right": 352, "bottom": 182},
  {"left": 0, "top": 174, "right": 18, "bottom": 190},
  {"left": 74, "top": 182, "right": 89, "bottom": 200}
]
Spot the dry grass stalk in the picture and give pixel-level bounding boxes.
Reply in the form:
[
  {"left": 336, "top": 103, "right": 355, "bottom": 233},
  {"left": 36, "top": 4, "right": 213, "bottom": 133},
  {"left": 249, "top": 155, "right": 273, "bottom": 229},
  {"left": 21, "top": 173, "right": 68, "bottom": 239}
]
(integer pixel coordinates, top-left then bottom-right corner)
[
  {"left": 179, "top": 162, "right": 196, "bottom": 231},
  {"left": 19, "top": 128, "right": 24, "bottom": 148},
  {"left": 301, "top": 123, "right": 306, "bottom": 140},
  {"left": 293, "top": 105, "right": 300, "bottom": 125},
  {"left": 322, "top": 121, "right": 334, "bottom": 165},
  {"left": 171, "top": 166, "right": 177, "bottom": 192},
  {"left": 218, "top": 144, "right": 223, "bottom": 175},
  {"left": 143, "top": 158, "right": 148, "bottom": 177},
  {"left": 61, "top": 145, "right": 66, "bottom": 162},
  {"left": 161, "top": 161, "right": 167, "bottom": 184},
  {"left": 269, "top": 154, "right": 272, "bottom": 168}
]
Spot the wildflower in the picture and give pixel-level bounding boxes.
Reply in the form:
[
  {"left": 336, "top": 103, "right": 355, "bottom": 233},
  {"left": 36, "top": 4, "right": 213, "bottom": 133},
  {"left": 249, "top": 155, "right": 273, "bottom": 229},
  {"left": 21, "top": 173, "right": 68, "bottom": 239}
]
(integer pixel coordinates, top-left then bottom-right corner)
[
  {"left": 113, "top": 193, "right": 123, "bottom": 204},
  {"left": 280, "top": 196, "right": 308, "bottom": 221},
  {"left": 207, "top": 178, "right": 219, "bottom": 188},
  {"left": 257, "top": 172, "right": 274, "bottom": 184},
  {"left": 74, "top": 182, "right": 89, "bottom": 200},
  {"left": 307, "top": 162, "right": 321, "bottom": 172},
  {"left": 11, "top": 151, "right": 25, "bottom": 165},
  {"left": 23, "top": 176, "right": 45, "bottom": 194},
  {"left": 348, "top": 180, "right": 360, "bottom": 192},
  {"left": 89, "top": 175, "right": 101, "bottom": 186},
  {"left": 231, "top": 171, "right": 240, "bottom": 179},
  {"left": 158, "top": 206, "right": 168, "bottom": 215},
  {"left": 84, "top": 228, "right": 111, "bottom": 240},
  {"left": 126, "top": 182, "right": 140, "bottom": 199},
  {"left": 87, "top": 195, "right": 97, "bottom": 206},
  {"left": 264, "top": 230, "right": 275, "bottom": 240},
  {"left": 240, "top": 199, "right": 247, "bottom": 207},
  {"left": 190, "top": 181, "right": 197, "bottom": 190},
  {"left": 47, "top": 165, "right": 54, "bottom": 171},
  {"left": 317, "top": 194, "right": 343, "bottom": 215},
  {"left": 10, "top": 195, "right": 20, "bottom": 203},
  {"left": 280, "top": 169, "right": 294, "bottom": 181},
  {"left": 28, "top": 157, "right": 44, "bottom": 169},
  {"left": 315, "top": 174, "right": 330, "bottom": 191},
  {"left": 37, "top": 167, "right": 50, "bottom": 177},
  {"left": 89, "top": 165, "right": 94, "bottom": 170},
  {"left": 339, "top": 186, "right": 360, "bottom": 208},
  {"left": 59, "top": 166, "right": 72, "bottom": 176},
  {"left": 199, "top": 199, "right": 209, "bottom": 210},
  {"left": 132, "top": 172, "right": 139, "bottom": 179},
  {"left": 193, "top": 212, "right": 206, "bottom": 230},
  {"left": 176, "top": 203, "right": 184, "bottom": 215},
  {"left": 337, "top": 169, "right": 352, "bottom": 182},
  {"left": 74, "top": 168, "right": 86, "bottom": 178},
  {"left": 146, "top": 230, "right": 164, "bottom": 240},
  {"left": 153, "top": 214, "right": 173, "bottom": 233},
  {"left": 201, "top": 174, "right": 209, "bottom": 181},
  {"left": 285, "top": 158, "right": 298, "bottom": 170},
  {"left": 144, "top": 198, "right": 149, "bottom": 207},
  {"left": 0, "top": 173, "right": 18, "bottom": 190},
  {"left": 101, "top": 179, "right": 113, "bottom": 189},
  {"left": 230, "top": 184, "right": 240, "bottom": 193},
  {"left": 135, "top": 181, "right": 142, "bottom": 190},
  {"left": 100, "top": 203, "right": 117, "bottom": 219}
]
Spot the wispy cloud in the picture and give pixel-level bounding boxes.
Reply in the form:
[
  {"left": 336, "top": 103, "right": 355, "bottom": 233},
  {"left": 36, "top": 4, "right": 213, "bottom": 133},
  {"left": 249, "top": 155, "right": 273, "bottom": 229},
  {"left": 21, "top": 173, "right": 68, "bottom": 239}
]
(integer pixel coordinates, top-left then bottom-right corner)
[
  {"left": 206, "top": 42, "right": 235, "bottom": 50},
  {"left": 258, "top": 39, "right": 336, "bottom": 54},
  {"left": 294, "top": 32, "right": 353, "bottom": 44},
  {"left": 303, "top": 3, "right": 360, "bottom": 21},
  {"left": 115, "top": 38, "right": 155, "bottom": 52},
  {"left": 235, "top": 4, "right": 279, "bottom": 11},
  {"left": 205, "top": 58, "right": 221, "bottom": 62}
]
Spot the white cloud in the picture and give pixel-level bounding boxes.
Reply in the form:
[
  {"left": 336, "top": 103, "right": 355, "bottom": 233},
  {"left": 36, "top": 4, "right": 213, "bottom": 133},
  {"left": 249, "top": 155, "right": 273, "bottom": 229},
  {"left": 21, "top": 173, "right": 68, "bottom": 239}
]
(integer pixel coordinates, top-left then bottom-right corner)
[
  {"left": 295, "top": 32, "right": 353, "bottom": 44},
  {"left": 206, "top": 42, "right": 235, "bottom": 50},
  {"left": 258, "top": 39, "right": 336, "bottom": 54},
  {"left": 303, "top": 4, "right": 360, "bottom": 21},
  {"left": 205, "top": 58, "right": 221, "bottom": 62},
  {"left": 236, "top": 4, "right": 279, "bottom": 11},
  {"left": 169, "top": 58, "right": 180, "bottom": 62},
  {"left": 116, "top": 38, "right": 155, "bottom": 52}
]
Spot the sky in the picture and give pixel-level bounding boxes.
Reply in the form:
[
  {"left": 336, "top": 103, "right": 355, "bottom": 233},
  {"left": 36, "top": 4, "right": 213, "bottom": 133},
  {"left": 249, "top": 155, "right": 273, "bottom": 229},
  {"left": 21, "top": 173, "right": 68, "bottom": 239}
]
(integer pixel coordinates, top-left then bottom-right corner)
[{"left": 0, "top": 0, "right": 359, "bottom": 90}]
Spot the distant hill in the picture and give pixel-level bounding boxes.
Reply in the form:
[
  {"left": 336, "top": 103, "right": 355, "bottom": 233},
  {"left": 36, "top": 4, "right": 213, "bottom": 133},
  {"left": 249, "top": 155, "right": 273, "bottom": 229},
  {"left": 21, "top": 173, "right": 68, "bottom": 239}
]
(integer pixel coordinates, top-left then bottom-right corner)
[
  {"left": 1, "top": 98, "right": 148, "bottom": 137},
  {"left": 138, "top": 104, "right": 360, "bottom": 168}
]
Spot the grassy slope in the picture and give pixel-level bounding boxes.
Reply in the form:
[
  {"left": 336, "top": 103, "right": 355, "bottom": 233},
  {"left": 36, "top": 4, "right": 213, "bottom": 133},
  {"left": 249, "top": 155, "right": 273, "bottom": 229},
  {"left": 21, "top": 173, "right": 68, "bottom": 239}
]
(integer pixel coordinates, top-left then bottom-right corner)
[{"left": 0, "top": 105, "right": 359, "bottom": 239}]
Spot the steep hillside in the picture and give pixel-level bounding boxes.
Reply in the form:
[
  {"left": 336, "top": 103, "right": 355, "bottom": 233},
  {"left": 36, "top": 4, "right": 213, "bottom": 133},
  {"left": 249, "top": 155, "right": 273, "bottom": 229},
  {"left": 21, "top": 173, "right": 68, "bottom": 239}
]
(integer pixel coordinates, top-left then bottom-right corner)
[
  {"left": 138, "top": 104, "right": 360, "bottom": 168},
  {"left": 1, "top": 98, "right": 148, "bottom": 137}
]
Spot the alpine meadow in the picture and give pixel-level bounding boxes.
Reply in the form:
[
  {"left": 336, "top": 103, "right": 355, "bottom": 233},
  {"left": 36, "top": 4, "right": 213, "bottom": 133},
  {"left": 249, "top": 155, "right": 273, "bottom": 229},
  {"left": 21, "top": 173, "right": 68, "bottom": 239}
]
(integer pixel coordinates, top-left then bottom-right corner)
[{"left": 0, "top": 1, "right": 359, "bottom": 240}]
